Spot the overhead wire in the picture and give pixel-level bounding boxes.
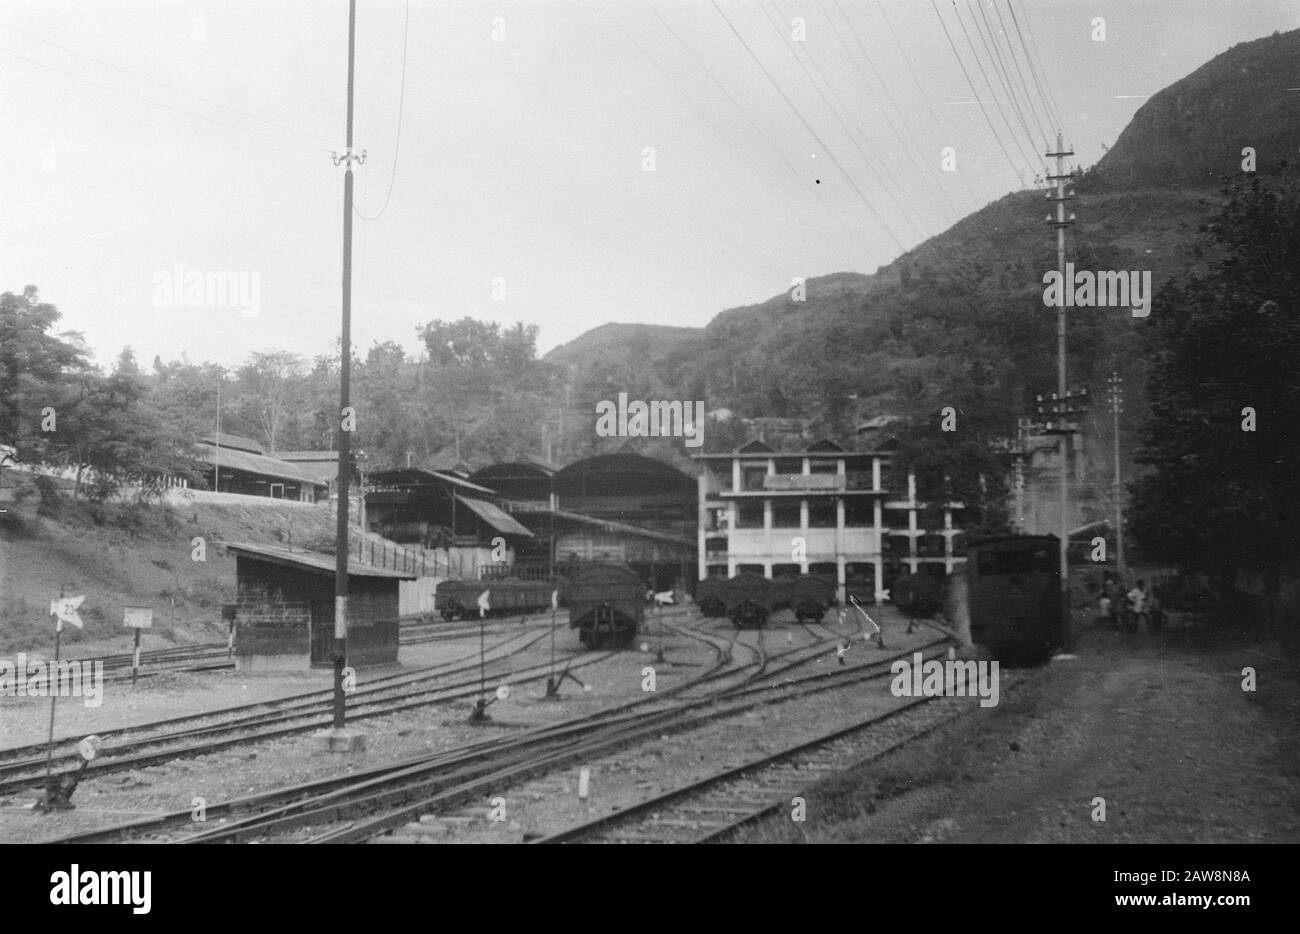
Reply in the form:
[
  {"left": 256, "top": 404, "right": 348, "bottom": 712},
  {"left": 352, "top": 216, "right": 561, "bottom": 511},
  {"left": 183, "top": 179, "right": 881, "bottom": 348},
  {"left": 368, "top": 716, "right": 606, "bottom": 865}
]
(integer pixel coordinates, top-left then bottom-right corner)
[
  {"left": 754, "top": 0, "right": 928, "bottom": 242},
  {"left": 821, "top": 0, "right": 962, "bottom": 223},
  {"left": 0, "top": 20, "right": 333, "bottom": 147},
  {"left": 870, "top": 0, "right": 984, "bottom": 211},
  {"left": 1005, "top": 0, "right": 1066, "bottom": 137},
  {"left": 0, "top": 46, "right": 332, "bottom": 153},
  {"left": 925, "top": 0, "right": 1027, "bottom": 186},
  {"left": 947, "top": 0, "right": 1042, "bottom": 177},
  {"left": 355, "top": 0, "right": 409, "bottom": 221},
  {"left": 966, "top": 0, "right": 1045, "bottom": 155},
  {"left": 599, "top": 2, "right": 851, "bottom": 266},
  {"left": 643, "top": 0, "right": 866, "bottom": 243},
  {"left": 708, "top": 0, "right": 908, "bottom": 253},
  {"left": 987, "top": 0, "right": 1053, "bottom": 146}
]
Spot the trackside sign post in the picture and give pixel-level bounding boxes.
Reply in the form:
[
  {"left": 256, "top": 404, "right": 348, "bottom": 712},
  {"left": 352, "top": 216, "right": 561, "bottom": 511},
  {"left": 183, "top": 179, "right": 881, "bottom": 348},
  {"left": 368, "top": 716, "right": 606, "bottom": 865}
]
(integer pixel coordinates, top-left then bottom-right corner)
[{"left": 123, "top": 606, "right": 153, "bottom": 686}]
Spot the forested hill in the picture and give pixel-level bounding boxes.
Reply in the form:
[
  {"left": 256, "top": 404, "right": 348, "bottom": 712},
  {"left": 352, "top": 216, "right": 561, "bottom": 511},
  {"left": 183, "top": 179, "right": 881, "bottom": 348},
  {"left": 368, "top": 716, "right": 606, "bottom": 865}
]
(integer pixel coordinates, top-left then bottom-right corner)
[{"left": 547, "top": 28, "right": 1300, "bottom": 452}]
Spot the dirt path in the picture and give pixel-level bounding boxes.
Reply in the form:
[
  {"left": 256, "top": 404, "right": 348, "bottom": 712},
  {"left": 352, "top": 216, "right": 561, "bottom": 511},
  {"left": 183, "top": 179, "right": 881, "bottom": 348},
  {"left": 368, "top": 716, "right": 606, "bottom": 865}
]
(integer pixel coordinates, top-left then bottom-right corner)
[{"left": 740, "top": 624, "right": 1300, "bottom": 844}]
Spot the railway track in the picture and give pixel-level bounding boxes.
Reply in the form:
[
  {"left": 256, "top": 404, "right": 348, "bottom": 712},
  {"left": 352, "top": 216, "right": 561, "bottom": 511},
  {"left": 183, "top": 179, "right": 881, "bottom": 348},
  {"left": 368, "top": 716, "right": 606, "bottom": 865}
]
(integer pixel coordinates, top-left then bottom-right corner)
[
  {"left": 0, "top": 625, "right": 583, "bottom": 796},
  {"left": 35, "top": 613, "right": 894, "bottom": 843},
  {"left": 203, "top": 627, "right": 946, "bottom": 844},
  {"left": 534, "top": 695, "right": 959, "bottom": 844}
]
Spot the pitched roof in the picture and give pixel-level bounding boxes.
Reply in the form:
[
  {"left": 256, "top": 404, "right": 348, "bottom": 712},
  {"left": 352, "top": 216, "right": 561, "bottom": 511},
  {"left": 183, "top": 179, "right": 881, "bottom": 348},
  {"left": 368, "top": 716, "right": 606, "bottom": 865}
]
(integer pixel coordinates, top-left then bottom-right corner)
[
  {"left": 199, "top": 432, "right": 265, "bottom": 454},
  {"left": 225, "top": 542, "right": 415, "bottom": 579},
  {"left": 455, "top": 496, "right": 534, "bottom": 538},
  {"left": 196, "top": 445, "right": 327, "bottom": 486}
]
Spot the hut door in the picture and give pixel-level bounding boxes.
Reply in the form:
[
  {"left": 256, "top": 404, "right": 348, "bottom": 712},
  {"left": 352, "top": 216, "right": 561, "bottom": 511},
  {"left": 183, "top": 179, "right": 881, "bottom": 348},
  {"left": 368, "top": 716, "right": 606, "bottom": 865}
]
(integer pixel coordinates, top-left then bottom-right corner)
[{"left": 310, "top": 600, "right": 335, "bottom": 667}]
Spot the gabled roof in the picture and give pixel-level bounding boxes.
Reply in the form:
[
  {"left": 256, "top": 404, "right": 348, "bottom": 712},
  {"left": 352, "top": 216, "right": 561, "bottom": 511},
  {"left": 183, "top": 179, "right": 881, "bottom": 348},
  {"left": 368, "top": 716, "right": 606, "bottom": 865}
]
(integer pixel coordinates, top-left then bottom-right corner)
[
  {"left": 737, "top": 440, "right": 774, "bottom": 453},
  {"left": 455, "top": 496, "right": 534, "bottom": 538},
  {"left": 367, "top": 467, "right": 499, "bottom": 496},
  {"left": 225, "top": 542, "right": 416, "bottom": 579},
  {"left": 200, "top": 432, "right": 265, "bottom": 455},
  {"left": 807, "top": 438, "right": 845, "bottom": 453},
  {"left": 274, "top": 450, "right": 338, "bottom": 463},
  {"left": 196, "top": 445, "right": 327, "bottom": 486}
]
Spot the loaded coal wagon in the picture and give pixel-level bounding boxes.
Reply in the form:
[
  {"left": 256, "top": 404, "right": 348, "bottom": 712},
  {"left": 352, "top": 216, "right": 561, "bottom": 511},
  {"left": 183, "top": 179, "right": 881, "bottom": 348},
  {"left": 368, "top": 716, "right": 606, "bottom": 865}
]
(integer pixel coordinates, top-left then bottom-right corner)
[{"left": 567, "top": 563, "right": 644, "bottom": 648}]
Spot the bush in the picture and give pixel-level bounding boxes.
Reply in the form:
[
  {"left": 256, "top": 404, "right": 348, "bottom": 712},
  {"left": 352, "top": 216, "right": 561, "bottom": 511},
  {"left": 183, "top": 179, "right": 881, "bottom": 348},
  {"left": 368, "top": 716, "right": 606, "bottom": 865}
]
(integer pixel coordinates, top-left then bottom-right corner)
[{"left": 34, "top": 474, "right": 63, "bottom": 518}]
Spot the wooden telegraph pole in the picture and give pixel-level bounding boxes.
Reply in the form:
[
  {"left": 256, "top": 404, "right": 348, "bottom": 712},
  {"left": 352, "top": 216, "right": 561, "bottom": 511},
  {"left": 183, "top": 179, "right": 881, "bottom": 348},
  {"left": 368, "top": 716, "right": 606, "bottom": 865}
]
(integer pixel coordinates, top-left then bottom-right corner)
[
  {"left": 330, "top": 0, "right": 365, "bottom": 743},
  {"left": 1046, "top": 132, "right": 1076, "bottom": 653}
]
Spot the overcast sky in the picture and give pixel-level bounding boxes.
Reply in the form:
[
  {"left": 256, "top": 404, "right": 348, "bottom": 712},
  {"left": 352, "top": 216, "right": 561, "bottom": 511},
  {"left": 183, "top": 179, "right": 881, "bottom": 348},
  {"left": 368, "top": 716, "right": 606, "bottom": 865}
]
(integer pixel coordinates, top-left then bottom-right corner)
[{"left": 2, "top": 0, "right": 1296, "bottom": 370}]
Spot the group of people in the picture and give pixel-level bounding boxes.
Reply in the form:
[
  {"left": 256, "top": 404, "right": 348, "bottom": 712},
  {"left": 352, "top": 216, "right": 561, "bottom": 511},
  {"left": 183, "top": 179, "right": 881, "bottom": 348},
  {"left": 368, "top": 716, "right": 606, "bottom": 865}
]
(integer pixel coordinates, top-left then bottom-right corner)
[{"left": 1096, "top": 574, "right": 1164, "bottom": 632}]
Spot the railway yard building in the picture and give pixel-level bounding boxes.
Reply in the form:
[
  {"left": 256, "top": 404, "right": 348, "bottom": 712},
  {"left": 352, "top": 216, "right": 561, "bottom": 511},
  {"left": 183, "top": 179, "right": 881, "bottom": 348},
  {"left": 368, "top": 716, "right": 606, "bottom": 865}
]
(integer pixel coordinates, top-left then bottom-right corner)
[
  {"left": 693, "top": 439, "right": 965, "bottom": 605},
  {"left": 226, "top": 541, "right": 415, "bottom": 670}
]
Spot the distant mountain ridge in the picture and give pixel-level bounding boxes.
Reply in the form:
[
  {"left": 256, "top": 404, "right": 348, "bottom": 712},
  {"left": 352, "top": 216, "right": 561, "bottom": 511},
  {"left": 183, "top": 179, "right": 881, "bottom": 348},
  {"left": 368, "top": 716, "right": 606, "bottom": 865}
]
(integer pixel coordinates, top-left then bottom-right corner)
[{"left": 543, "top": 28, "right": 1300, "bottom": 460}]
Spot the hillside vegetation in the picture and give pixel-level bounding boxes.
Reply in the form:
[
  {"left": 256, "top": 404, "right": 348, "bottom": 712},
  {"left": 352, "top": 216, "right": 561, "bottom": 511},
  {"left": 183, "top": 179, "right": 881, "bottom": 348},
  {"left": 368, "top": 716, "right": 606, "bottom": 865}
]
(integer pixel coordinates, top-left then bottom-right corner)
[{"left": 0, "top": 472, "right": 396, "bottom": 655}]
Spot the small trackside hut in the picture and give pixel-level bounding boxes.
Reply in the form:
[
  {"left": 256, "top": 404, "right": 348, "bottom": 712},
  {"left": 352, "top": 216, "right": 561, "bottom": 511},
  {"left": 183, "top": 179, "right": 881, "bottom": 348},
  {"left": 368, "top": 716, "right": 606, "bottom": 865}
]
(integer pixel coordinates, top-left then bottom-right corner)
[{"left": 226, "top": 542, "right": 415, "bottom": 671}]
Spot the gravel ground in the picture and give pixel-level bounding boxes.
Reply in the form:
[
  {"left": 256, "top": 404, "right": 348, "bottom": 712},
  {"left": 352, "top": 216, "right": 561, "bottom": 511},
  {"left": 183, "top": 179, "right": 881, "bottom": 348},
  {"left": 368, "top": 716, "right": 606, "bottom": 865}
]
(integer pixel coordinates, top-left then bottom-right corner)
[{"left": 734, "top": 620, "right": 1300, "bottom": 844}]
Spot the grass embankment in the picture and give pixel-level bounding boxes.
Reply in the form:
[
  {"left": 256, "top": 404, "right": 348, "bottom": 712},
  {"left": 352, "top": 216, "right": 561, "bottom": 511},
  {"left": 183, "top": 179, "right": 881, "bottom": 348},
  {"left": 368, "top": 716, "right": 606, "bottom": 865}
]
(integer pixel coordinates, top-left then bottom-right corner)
[{"left": 0, "top": 472, "right": 380, "bottom": 655}]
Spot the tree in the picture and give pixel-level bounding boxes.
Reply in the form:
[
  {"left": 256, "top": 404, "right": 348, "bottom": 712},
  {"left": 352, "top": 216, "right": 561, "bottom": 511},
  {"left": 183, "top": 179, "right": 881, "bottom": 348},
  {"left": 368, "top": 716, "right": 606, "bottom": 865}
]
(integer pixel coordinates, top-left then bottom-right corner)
[
  {"left": 1129, "top": 178, "right": 1300, "bottom": 614},
  {"left": 0, "top": 286, "right": 94, "bottom": 458},
  {"left": 232, "top": 350, "right": 305, "bottom": 452}
]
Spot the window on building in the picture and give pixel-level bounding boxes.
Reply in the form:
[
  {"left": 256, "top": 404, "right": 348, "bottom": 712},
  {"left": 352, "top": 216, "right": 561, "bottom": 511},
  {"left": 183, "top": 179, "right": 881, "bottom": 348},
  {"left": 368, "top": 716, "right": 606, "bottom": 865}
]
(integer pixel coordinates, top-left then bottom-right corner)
[
  {"left": 884, "top": 534, "right": 912, "bottom": 558},
  {"left": 846, "top": 467, "right": 874, "bottom": 491},
  {"left": 809, "top": 459, "right": 838, "bottom": 475},
  {"left": 772, "top": 501, "right": 801, "bottom": 528},
  {"left": 884, "top": 508, "right": 910, "bottom": 530},
  {"left": 737, "top": 563, "right": 764, "bottom": 575},
  {"left": 705, "top": 537, "right": 727, "bottom": 556},
  {"left": 951, "top": 533, "right": 966, "bottom": 557},
  {"left": 917, "top": 534, "right": 946, "bottom": 557},
  {"left": 771, "top": 562, "right": 800, "bottom": 578},
  {"left": 735, "top": 501, "right": 765, "bottom": 528},
  {"left": 845, "top": 497, "right": 873, "bottom": 526},
  {"left": 809, "top": 562, "right": 836, "bottom": 577},
  {"left": 774, "top": 458, "right": 801, "bottom": 474},
  {"left": 269, "top": 483, "right": 284, "bottom": 499},
  {"left": 742, "top": 466, "right": 767, "bottom": 492},
  {"left": 706, "top": 564, "right": 728, "bottom": 579},
  {"left": 808, "top": 500, "right": 836, "bottom": 528},
  {"left": 846, "top": 562, "right": 874, "bottom": 581}
]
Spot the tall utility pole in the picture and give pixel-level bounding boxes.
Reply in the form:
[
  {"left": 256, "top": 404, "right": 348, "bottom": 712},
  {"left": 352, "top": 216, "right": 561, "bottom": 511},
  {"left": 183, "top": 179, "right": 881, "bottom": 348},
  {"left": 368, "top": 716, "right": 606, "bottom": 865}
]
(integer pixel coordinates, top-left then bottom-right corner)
[
  {"left": 1046, "top": 131, "right": 1076, "bottom": 651},
  {"left": 1108, "top": 371, "right": 1125, "bottom": 579},
  {"left": 331, "top": 0, "right": 365, "bottom": 732}
]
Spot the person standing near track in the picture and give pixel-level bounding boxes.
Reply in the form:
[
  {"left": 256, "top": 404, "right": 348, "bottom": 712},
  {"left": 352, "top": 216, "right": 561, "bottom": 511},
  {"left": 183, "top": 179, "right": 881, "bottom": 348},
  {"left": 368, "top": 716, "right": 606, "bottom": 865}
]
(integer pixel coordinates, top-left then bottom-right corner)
[{"left": 1127, "top": 579, "right": 1149, "bottom": 630}]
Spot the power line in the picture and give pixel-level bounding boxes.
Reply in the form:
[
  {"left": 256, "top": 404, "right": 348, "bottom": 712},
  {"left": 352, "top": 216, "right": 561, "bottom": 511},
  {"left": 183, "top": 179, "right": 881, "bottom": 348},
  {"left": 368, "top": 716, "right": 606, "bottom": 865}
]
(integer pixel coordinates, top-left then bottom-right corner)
[
  {"left": 0, "top": 45, "right": 332, "bottom": 153},
  {"left": 754, "top": 0, "right": 928, "bottom": 242},
  {"left": 709, "top": 0, "right": 908, "bottom": 253},
  {"left": 1006, "top": 0, "right": 1066, "bottom": 135},
  {"left": 0, "top": 20, "right": 333, "bottom": 146},
  {"left": 821, "top": 0, "right": 961, "bottom": 222},
  {"left": 355, "top": 0, "right": 409, "bottom": 221},
  {"left": 988, "top": 0, "right": 1053, "bottom": 145},
  {"left": 643, "top": 0, "right": 864, "bottom": 242},
  {"left": 870, "top": 0, "right": 983, "bottom": 212},
  {"left": 925, "top": 0, "right": 1026, "bottom": 186},
  {"left": 966, "top": 0, "right": 1045, "bottom": 153},
  {"left": 949, "top": 0, "right": 1042, "bottom": 176},
  {"left": 600, "top": 3, "right": 852, "bottom": 265}
]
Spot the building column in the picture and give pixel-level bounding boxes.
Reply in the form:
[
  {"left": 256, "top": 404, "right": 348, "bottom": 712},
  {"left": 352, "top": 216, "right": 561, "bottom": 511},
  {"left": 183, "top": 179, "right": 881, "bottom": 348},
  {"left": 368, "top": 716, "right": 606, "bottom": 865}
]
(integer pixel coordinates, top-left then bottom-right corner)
[
  {"left": 874, "top": 497, "right": 885, "bottom": 600},
  {"left": 697, "top": 468, "right": 707, "bottom": 583},
  {"left": 799, "top": 498, "right": 809, "bottom": 573},
  {"left": 835, "top": 495, "right": 846, "bottom": 604},
  {"left": 908, "top": 471, "right": 919, "bottom": 575}
]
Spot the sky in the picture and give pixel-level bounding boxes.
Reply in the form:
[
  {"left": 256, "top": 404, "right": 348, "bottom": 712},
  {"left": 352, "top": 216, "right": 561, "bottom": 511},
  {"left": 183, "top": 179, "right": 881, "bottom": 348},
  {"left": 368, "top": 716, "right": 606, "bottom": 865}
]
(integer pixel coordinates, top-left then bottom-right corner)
[{"left": 1, "top": 0, "right": 1297, "bottom": 370}]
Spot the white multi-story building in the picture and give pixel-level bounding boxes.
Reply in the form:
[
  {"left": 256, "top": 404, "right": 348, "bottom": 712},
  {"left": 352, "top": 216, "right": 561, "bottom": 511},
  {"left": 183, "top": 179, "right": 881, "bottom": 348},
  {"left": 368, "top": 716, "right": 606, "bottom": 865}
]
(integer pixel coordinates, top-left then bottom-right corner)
[{"left": 693, "top": 439, "right": 965, "bottom": 604}]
